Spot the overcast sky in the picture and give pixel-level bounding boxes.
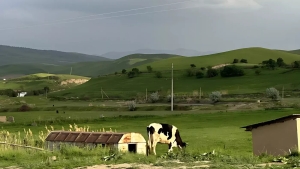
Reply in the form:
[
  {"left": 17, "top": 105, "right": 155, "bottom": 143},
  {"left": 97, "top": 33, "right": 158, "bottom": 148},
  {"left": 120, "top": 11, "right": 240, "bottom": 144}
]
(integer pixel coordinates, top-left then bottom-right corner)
[{"left": 0, "top": 0, "right": 299, "bottom": 56}]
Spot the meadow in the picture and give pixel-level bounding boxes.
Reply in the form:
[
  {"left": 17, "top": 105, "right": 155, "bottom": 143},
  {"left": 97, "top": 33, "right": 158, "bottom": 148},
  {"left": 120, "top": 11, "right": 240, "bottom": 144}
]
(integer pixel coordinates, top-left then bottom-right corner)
[{"left": 1, "top": 106, "right": 300, "bottom": 168}]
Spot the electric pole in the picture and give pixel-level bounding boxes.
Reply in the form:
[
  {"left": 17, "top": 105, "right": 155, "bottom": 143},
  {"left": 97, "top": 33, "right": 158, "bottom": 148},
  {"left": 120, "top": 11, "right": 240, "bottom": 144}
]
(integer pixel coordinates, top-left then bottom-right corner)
[{"left": 171, "top": 63, "right": 174, "bottom": 111}]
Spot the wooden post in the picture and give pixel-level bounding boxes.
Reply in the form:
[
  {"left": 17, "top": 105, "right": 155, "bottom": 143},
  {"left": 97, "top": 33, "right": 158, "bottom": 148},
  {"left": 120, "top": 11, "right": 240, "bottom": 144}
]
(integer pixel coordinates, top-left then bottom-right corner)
[
  {"left": 146, "top": 88, "right": 147, "bottom": 101},
  {"left": 101, "top": 87, "right": 103, "bottom": 99}
]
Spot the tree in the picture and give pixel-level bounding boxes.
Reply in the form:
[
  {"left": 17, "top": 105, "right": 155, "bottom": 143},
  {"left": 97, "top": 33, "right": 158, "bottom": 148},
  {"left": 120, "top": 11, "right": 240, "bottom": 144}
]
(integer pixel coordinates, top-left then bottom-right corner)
[
  {"left": 233, "top": 59, "right": 239, "bottom": 63},
  {"left": 147, "top": 66, "right": 153, "bottom": 73},
  {"left": 155, "top": 71, "right": 162, "bottom": 78},
  {"left": 186, "top": 69, "right": 196, "bottom": 77},
  {"left": 268, "top": 59, "right": 276, "bottom": 70},
  {"left": 240, "top": 59, "right": 248, "bottom": 63},
  {"left": 127, "top": 71, "right": 135, "bottom": 78},
  {"left": 190, "top": 64, "right": 196, "bottom": 68},
  {"left": 220, "top": 65, "right": 244, "bottom": 77},
  {"left": 293, "top": 61, "right": 300, "bottom": 68},
  {"left": 276, "top": 57, "right": 284, "bottom": 67},
  {"left": 122, "top": 69, "right": 126, "bottom": 74},
  {"left": 255, "top": 69, "right": 261, "bottom": 75},
  {"left": 132, "top": 68, "right": 140, "bottom": 74},
  {"left": 206, "top": 68, "right": 218, "bottom": 78},
  {"left": 195, "top": 71, "right": 204, "bottom": 79},
  {"left": 266, "top": 87, "right": 280, "bottom": 100},
  {"left": 200, "top": 67, "right": 206, "bottom": 71},
  {"left": 209, "top": 91, "right": 222, "bottom": 103},
  {"left": 44, "top": 86, "right": 50, "bottom": 93},
  {"left": 150, "top": 92, "right": 160, "bottom": 103}
]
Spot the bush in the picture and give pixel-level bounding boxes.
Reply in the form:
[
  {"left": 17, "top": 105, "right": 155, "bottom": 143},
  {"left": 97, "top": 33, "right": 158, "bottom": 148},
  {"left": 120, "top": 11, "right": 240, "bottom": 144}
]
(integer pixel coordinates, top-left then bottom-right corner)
[
  {"left": 233, "top": 59, "right": 239, "bottom": 63},
  {"left": 209, "top": 91, "right": 222, "bottom": 103},
  {"left": 266, "top": 87, "right": 280, "bottom": 100},
  {"left": 206, "top": 69, "right": 218, "bottom": 78},
  {"left": 155, "top": 71, "right": 162, "bottom": 78},
  {"left": 127, "top": 101, "right": 136, "bottom": 111},
  {"left": 147, "top": 66, "right": 153, "bottom": 72},
  {"left": 190, "top": 64, "right": 196, "bottom": 68},
  {"left": 195, "top": 71, "right": 204, "bottom": 79},
  {"left": 121, "top": 69, "right": 126, "bottom": 74},
  {"left": 240, "top": 59, "right": 248, "bottom": 63},
  {"left": 127, "top": 71, "right": 135, "bottom": 78},
  {"left": 186, "top": 69, "right": 195, "bottom": 77},
  {"left": 220, "top": 65, "right": 245, "bottom": 77},
  {"left": 19, "top": 104, "right": 31, "bottom": 112},
  {"left": 150, "top": 92, "right": 160, "bottom": 103},
  {"left": 255, "top": 69, "right": 261, "bottom": 75},
  {"left": 167, "top": 94, "right": 175, "bottom": 102},
  {"left": 253, "top": 65, "right": 259, "bottom": 69},
  {"left": 200, "top": 67, "right": 206, "bottom": 71}
]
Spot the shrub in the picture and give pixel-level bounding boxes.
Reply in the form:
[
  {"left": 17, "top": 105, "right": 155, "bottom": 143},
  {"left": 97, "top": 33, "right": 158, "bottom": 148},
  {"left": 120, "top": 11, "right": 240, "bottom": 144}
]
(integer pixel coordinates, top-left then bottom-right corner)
[
  {"left": 127, "top": 101, "right": 136, "bottom": 111},
  {"left": 195, "top": 71, "right": 204, "bottom": 79},
  {"left": 253, "top": 65, "right": 259, "bottom": 69},
  {"left": 155, "top": 71, "right": 162, "bottom": 78},
  {"left": 121, "top": 69, "right": 126, "bottom": 74},
  {"left": 233, "top": 59, "right": 239, "bottom": 63},
  {"left": 266, "top": 87, "right": 280, "bottom": 100},
  {"left": 200, "top": 67, "right": 206, "bottom": 71},
  {"left": 132, "top": 68, "right": 140, "bottom": 74},
  {"left": 240, "top": 59, "right": 248, "bottom": 63},
  {"left": 255, "top": 69, "right": 261, "bottom": 75},
  {"left": 220, "top": 65, "right": 245, "bottom": 77},
  {"left": 147, "top": 66, "right": 153, "bottom": 72},
  {"left": 209, "top": 91, "right": 222, "bottom": 103},
  {"left": 186, "top": 69, "right": 195, "bottom": 77},
  {"left": 150, "top": 92, "right": 160, "bottom": 103},
  {"left": 127, "top": 71, "right": 135, "bottom": 78},
  {"left": 167, "top": 94, "right": 175, "bottom": 102},
  {"left": 190, "top": 64, "right": 196, "bottom": 68},
  {"left": 19, "top": 104, "right": 31, "bottom": 112},
  {"left": 277, "top": 57, "right": 285, "bottom": 67},
  {"left": 206, "top": 69, "right": 218, "bottom": 78}
]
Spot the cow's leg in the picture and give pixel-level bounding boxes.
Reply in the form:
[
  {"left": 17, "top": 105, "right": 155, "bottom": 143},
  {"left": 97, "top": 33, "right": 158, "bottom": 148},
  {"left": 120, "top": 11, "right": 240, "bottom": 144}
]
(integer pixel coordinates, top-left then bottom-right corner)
[
  {"left": 168, "top": 142, "right": 173, "bottom": 153},
  {"left": 153, "top": 141, "right": 158, "bottom": 155}
]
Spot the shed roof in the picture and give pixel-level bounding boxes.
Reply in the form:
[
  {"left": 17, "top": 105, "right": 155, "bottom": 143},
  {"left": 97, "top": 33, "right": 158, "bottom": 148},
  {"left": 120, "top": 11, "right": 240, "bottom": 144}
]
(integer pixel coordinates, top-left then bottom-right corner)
[
  {"left": 45, "top": 131, "right": 127, "bottom": 144},
  {"left": 241, "top": 114, "right": 300, "bottom": 131}
]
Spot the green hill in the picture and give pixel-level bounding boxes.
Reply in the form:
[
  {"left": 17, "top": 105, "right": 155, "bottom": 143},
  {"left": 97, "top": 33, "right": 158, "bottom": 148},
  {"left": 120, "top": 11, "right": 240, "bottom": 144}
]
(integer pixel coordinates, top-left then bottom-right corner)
[
  {"left": 49, "top": 47, "right": 300, "bottom": 100},
  {"left": 0, "top": 53, "right": 181, "bottom": 78},
  {"left": 289, "top": 49, "right": 300, "bottom": 55},
  {"left": 135, "top": 47, "right": 300, "bottom": 71},
  {"left": 0, "top": 73, "right": 90, "bottom": 93},
  {"left": 0, "top": 45, "right": 111, "bottom": 66}
]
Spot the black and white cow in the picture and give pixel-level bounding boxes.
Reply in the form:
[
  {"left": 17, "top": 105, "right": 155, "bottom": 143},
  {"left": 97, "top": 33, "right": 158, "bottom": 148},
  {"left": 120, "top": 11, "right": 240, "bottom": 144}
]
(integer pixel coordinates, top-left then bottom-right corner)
[{"left": 146, "top": 123, "right": 187, "bottom": 155}]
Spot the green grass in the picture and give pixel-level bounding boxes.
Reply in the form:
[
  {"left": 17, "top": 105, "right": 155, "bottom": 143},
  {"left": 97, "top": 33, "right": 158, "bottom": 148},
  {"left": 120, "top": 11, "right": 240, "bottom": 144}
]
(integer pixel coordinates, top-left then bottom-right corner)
[
  {"left": 0, "top": 109, "right": 299, "bottom": 168},
  {"left": 49, "top": 66, "right": 300, "bottom": 99},
  {"left": 0, "top": 73, "right": 90, "bottom": 92},
  {"left": 135, "top": 47, "right": 300, "bottom": 71}
]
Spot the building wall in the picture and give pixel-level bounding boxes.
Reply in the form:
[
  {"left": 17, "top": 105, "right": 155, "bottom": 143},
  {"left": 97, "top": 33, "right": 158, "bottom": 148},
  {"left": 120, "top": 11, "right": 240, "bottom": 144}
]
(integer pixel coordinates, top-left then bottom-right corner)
[
  {"left": 0, "top": 116, "right": 6, "bottom": 123},
  {"left": 252, "top": 118, "right": 298, "bottom": 156},
  {"left": 136, "top": 143, "right": 147, "bottom": 155}
]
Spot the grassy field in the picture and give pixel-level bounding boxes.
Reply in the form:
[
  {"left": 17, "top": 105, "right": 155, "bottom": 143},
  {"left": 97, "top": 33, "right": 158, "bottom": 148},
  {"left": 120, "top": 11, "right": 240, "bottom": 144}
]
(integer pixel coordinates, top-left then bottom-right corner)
[
  {"left": 0, "top": 109, "right": 299, "bottom": 168},
  {"left": 0, "top": 73, "right": 90, "bottom": 92},
  {"left": 49, "top": 66, "right": 300, "bottom": 99},
  {"left": 135, "top": 47, "right": 300, "bottom": 71}
]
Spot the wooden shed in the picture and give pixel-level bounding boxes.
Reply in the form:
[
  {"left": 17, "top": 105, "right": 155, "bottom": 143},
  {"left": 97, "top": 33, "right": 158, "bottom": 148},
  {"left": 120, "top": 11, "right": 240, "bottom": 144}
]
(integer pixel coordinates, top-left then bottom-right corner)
[
  {"left": 45, "top": 131, "right": 147, "bottom": 155},
  {"left": 242, "top": 114, "right": 300, "bottom": 156}
]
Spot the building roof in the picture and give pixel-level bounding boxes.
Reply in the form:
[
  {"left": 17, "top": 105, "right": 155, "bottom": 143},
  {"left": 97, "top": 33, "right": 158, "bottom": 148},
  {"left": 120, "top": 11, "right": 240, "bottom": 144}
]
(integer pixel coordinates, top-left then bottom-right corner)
[
  {"left": 45, "top": 131, "right": 128, "bottom": 144},
  {"left": 241, "top": 114, "right": 300, "bottom": 131}
]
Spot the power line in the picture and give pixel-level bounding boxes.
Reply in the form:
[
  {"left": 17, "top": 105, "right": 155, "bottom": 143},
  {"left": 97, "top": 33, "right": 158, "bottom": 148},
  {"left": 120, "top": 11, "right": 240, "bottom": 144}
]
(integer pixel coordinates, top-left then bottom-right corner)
[
  {"left": 0, "top": 2, "right": 200, "bottom": 31},
  {"left": 39, "top": 0, "right": 198, "bottom": 23}
]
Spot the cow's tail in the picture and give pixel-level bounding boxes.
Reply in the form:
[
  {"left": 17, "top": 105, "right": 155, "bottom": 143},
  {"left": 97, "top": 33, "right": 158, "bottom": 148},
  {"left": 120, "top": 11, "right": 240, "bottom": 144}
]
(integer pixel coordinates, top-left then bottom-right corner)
[{"left": 146, "top": 126, "right": 153, "bottom": 156}]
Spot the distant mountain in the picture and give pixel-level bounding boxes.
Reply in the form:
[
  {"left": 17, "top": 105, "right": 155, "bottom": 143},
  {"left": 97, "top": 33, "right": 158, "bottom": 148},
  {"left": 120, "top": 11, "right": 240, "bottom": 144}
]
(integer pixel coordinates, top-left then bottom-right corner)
[
  {"left": 288, "top": 49, "right": 300, "bottom": 55},
  {"left": 101, "top": 48, "right": 216, "bottom": 59},
  {"left": 0, "top": 45, "right": 111, "bottom": 66}
]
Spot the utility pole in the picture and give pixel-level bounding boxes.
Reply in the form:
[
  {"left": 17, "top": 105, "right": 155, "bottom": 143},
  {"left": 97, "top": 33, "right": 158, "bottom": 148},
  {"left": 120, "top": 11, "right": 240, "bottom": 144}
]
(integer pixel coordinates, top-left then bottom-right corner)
[
  {"left": 171, "top": 63, "right": 174, "bottom": 111},
  {"left": 70, "top": 67, "right": 73, "bottom": 75}
]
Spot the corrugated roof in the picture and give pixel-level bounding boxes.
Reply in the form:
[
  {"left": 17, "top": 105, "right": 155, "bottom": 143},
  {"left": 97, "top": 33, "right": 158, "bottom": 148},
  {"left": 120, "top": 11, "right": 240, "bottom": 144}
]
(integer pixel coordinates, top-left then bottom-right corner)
[
  {"left": 241, "top": 114, "right": 300, "bottom": 131},
  {"left": 45, "top": 131, "right": 126, "bottom": 144}
]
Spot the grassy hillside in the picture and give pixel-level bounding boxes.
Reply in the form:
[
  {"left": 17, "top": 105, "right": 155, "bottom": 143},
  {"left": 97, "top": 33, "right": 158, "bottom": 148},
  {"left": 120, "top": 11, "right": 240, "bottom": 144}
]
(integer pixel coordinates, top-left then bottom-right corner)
[
  {"left": 0, "top": 54, "right": 181, "bottom": 78},
  {"left": 0, "top": 73, "right": 90, "bottom": 92},
  {"left": 135, "top": 47, "right": 300, "bottom": 71},
  {"left": 49, "top": 66, "right": 300, "bottom": 99},
  {"left": 289, "top": 49, "right": 300, "bottom": 55},
  {"left": 0, "top": 45, "right": 111, "bottom": 66}
]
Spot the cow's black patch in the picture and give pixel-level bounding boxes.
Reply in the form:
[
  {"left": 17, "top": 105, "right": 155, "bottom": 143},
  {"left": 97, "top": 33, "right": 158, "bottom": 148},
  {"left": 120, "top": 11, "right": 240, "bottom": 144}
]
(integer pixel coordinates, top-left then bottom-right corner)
[
  {"left": 158, "top": 123, "right": 173, "bottom": 140},
  {"left": 147, "top": 126, "right": 155, "bottom": 135}
]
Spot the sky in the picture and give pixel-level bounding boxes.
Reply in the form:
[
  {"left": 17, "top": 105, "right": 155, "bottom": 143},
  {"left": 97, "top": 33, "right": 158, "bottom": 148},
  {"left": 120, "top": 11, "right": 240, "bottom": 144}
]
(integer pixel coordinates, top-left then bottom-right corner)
[{"left": 0, "top": 0, "right": 299, "bottom": 56}]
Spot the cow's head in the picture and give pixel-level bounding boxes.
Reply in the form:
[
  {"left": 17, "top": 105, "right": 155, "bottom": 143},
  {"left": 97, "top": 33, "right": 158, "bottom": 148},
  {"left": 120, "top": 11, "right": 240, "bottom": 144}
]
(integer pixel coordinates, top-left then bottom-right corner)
[{"left": 178, "top": 142, "right": 188, "bottom": 149}]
